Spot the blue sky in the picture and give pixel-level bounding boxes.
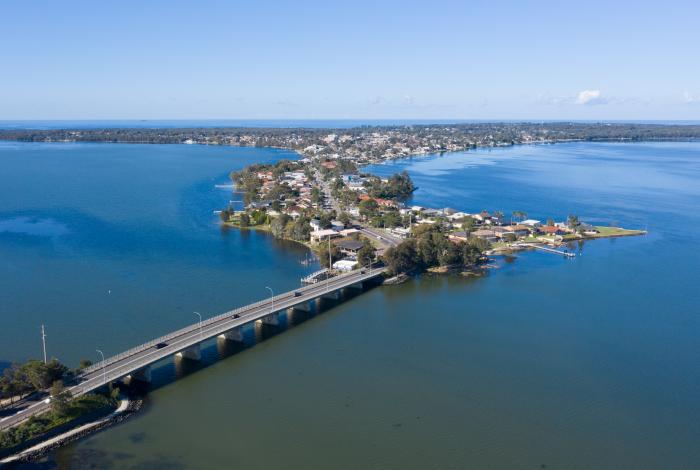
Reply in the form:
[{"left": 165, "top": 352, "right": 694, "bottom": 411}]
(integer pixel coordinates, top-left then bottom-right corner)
[{"left": 2, "top": 0, "right": 699, "bottom": 120}]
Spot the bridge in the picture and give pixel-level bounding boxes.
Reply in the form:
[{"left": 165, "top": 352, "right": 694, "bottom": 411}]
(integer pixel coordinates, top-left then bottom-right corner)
[{"left": 0, "top": 265, "right": 387, "bottom": 432}]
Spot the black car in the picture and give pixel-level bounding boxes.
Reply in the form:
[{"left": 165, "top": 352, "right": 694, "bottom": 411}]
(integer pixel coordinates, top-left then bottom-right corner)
[
  {"left": 233, "top": 314, "right": 240, "bottom": 319},
  {"left": 294, "top": 291, "right": 302, "bottom": 297},
  {"left": 155, "top": 342, "right": 168, "bottom": 349}
]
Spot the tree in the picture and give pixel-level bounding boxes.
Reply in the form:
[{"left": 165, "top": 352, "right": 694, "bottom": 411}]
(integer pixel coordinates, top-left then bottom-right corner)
[
  {"left": 270, "top": 214, "right": 290, "bottom": 238},
  {"left": 357, "top": 238, "right": 376, "bottom": 266},
  {"left": 78, "top": 359, "right": 93, "bottom": 371},
  {"left": 318, "top": 243, "right": 341, "bottom": 268},
  {"left": 219, "top": 208, "right": 232, "bottom": 222},
  {"left": 338, "top": 211, "right": 351, "bottom": 227},
  {"left": 291, "top": 218, "right": 311, "bottom": 241},
  {"left": 382, "top": 210, "right": 402, "bottom": 228},
  {"left": 546, "top": 218, "right": 555, "bottom": 227},
  {"left": 239, "top": 213, "right": 250, "bottom": 227},
  {"left": 438, "top": 241, "right": 462, "bottom": 267},
  {"left": 383, "top": 239, "right": 420, "bottom": 275},
  {"left": 567, "top": 214, "right": 580, "bottom": 228},
  {"left": 20, "top": 359, "right": 67, "bottom": 391},
  {"left": 359, "top": 199, "right": 379, "bottom": 219},
  {"left": 50, "top": 380, "right": 72, "bottom": 417}
]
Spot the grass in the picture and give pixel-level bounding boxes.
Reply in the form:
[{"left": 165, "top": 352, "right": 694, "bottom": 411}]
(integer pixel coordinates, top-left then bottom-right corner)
[{"left": 0, "top": 394, "right": 117, "bottom": 451}]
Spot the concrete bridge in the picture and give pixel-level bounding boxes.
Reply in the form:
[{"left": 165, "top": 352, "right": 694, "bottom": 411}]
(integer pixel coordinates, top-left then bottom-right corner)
[{"left": 0, "top": 265, "right": 386, "bottom": 432}]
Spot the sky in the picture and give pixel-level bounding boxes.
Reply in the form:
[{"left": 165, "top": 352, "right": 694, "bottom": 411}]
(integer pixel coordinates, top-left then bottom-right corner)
[{"left": 1, "top": 0, "right": 699, "bottom": 121}]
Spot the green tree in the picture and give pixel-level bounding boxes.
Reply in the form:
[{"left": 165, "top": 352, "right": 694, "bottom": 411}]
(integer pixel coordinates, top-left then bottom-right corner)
[
  {"left": 318, "top": 243, "right": 341, "bottom": 268},
  {"left": 239, "top": 213, "right": 250, "bottom": 227},
  {"left": 567, "top": 214, "right": 580, "bottom": 228},
  {"left": 20, "top": 359, "right": 67, "bottom": 391},
  {"left": 383, "top": 239, "right": 420, "bottom": 275},
  {"left": 357, "top": 238, "right": 376, "bottom": 266},
  {"left": 50, "top": 380, "right": 72, "bottom": 417},
  {"left": 359, "top": 199, "right": 379, "bottom": 219},
  {"left": 270, "top": 214, "right": 290, "bottom": 238}
]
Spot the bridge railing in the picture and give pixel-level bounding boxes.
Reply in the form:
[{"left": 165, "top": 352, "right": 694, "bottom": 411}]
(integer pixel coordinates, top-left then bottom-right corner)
[{"left": 82, "top": 266, "right": 384, "bottom": 375}]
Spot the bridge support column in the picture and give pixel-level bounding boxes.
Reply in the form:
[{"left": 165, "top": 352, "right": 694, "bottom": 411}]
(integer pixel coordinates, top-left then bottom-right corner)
[
  {"left": 176, "top": 343, "right": 202, "bottom": 361},
  {"left": 125, "top": 366, "right": 151, "bottom": 384},
  {"left": 321, "top": 290, "right": 341, "bottom": 300},
  {"left": 261, "top": 311, "right": 280, "bottom": 326},
  {"left": 292, "top": 301, "right": 312, "bottom": 312},
  {"left": 346, "top": 281, "right": 364, "bottom": 290},
  {"left": 218, "top": 327, "right": 244, "bottom": 342}
]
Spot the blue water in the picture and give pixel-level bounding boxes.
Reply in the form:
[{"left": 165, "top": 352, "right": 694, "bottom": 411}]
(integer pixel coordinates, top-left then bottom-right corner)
[
  {"left": 1, "top": 141, "right": 699, "bottom": 469},
  {"left": 0, "top": 142, "right": 312, "bottom": 365}
]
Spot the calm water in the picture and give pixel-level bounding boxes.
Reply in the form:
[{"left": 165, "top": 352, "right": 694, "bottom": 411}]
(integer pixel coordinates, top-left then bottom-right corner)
[{"left": 2, "top": 141, "right": 700, "bottom": 469}]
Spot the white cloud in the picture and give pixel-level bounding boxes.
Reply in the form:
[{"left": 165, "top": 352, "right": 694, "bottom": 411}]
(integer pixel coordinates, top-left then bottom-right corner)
[
  {"left": 576, "top": 89, "right": 607, "bottom": 105},
  {"left": 683, "top": 91, "right": 699, "bottom": 104}
]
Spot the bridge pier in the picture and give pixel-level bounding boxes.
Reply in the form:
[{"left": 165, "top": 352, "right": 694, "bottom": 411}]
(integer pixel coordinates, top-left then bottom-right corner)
[
  {"left": 125, "top": 366, "right": 151, "bottom": 384},
  {"left": 292, "top": 300, "right": 313, "bottom": 312},
  {"left": 260, "top": 311, "right": 280, "bottom": 326},
  {"left": 218, "top": 327, "right": 244, "bottom": 342},
  {"left": 176, "top": 343, "right": 202, "bottom": 361},
  {"left": 321, "top": 290, "right": 341, "bottom": 300},
  {"left": 346, "top": 281, "right": 364, "bottom": 290}
]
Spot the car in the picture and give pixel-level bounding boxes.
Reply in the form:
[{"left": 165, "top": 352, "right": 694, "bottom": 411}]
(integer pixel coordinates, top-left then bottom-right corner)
[
  {"left": 294, "top": 291, "right": 303, "bottom": 297},
  {"left": 233, "top": 314, "right": 240, "bottom": 319},
  {"left": 155, "top": 342, "right": 168, "bottom": 349}
]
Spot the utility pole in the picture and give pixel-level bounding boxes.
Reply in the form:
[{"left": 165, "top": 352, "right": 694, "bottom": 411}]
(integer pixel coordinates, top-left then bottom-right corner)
[
  {"left": 41, "top": 324, "right": 47, "bottom": 364},
  {"left": 327, "top": 235, "right": 332, "bottom": 292}
]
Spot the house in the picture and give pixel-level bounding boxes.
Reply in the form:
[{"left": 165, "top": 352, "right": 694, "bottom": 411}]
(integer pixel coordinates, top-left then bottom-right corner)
[
  {"left": 310, "top": 219, "right": 322, "bottom": 231},
  {"left": 335, "top": 239, "right": 365, "bottom": 256},
  {"left": 388, "top": 227, "right": 411, "bottom": 238},
  {"left": 449, "top": 231, "right": 469, "bottom": 243},
  {"left": 471, "top": 229, "right": 498, "bottom": 242},
  {"left": 340, "top": 228, "right": 360, "bottom": 237},
  {"left": 540, "top": 225, "right": 566, "bottom": 236},
  {"left": 331, "top": 220, "right": 345, "bottom": 231},
  {"left": 310, "top": 229, "right": 341, "bottom": 242}
]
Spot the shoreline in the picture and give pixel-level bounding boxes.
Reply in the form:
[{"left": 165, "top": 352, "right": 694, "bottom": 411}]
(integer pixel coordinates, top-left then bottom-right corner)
[{"left": 0, "top": 397, "right": 143, "bottom": 465}]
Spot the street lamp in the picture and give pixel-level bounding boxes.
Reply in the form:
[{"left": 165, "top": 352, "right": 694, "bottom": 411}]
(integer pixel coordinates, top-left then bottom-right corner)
[
  {"left": 265, "top": 286, "right": 274, "bottom": 314},
  {"left": 96, "top": 349, "right": 106, "bottom": 385},
  {"left": 193, "top": 311, "right": 203, "bottom": 340}
]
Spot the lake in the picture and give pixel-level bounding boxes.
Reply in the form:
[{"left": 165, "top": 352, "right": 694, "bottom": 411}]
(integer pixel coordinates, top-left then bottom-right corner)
[{"left": 1, "top": 141, "right": 699, "bottom": 469}]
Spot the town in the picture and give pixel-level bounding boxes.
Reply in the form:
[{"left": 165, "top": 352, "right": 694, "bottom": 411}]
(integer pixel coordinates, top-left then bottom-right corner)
[{"left": 219, "top": 156, "right": 645, "bottom": 279}]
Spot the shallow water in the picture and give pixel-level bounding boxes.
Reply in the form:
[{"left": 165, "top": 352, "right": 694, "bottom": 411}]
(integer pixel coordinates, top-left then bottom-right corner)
[{"left": 2, "top": 141, "right": 699, "bottom": 469}]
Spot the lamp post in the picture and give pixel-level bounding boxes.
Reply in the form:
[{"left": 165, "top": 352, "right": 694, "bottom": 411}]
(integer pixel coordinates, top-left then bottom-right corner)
[
  {"left": 265, "top": 286, "right": 274, "bottom": 314},
  {"left": 96, "top": 349, "right": 106, "bottom": 385},
  {"left": 193, "top": 311, "right": 203, "bottom": 340}
]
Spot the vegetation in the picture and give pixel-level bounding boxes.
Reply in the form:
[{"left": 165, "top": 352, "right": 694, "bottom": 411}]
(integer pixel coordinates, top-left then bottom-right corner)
[
  {"left": 364, "top": 171, "right": 415, "bottom": 200},
  {"left": 0, "top": 359, "right": 68, "bottom": 406},
  {"left": 383, "top": 225, "right": 489, "bottom": 275},
  {"left": 0, "top": 393, "right": 117, "bottom": 450}
]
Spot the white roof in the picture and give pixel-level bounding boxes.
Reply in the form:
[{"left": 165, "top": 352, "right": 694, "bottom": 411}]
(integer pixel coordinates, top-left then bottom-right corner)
[
  {"left": 333, "top": 260, "right": 358, "bottom": 269},
  {"left": 311, "top": 229, "right": 338, "bottom": 237},
  {"left": 520, "top": 219, "right": 542, "bottom": 226}
]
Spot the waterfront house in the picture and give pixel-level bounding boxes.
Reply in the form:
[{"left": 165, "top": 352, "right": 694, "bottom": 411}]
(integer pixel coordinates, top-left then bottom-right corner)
[
  {"left": 449, "top": 231, "right": 469, "bottom": 243},
  {"left": 335, "top": 239, "right": 364, "bottom": 256},
  {"left": 471, "top": 229, "right": 498, "bottom": 242},
  {"left": 310, "top": 219, "right": 322, "bottom": 231},
  {"left": 310, "top": 229, "right": 340, "bottom": 242}
]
